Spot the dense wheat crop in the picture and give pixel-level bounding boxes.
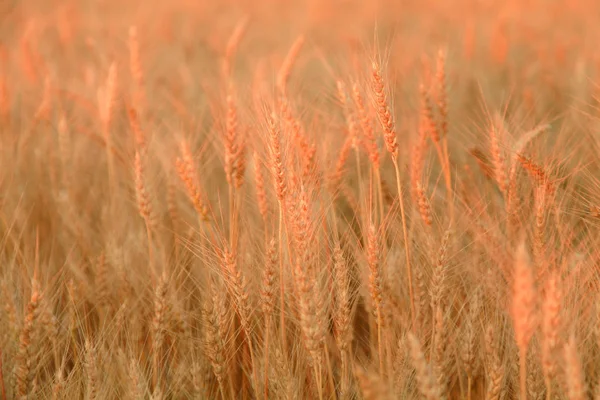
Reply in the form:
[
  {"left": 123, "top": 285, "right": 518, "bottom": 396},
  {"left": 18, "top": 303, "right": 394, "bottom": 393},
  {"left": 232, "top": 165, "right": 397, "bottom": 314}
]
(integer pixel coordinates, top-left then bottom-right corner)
[{"left": 2, "top": 0, "right": 600, "bottom": 398}]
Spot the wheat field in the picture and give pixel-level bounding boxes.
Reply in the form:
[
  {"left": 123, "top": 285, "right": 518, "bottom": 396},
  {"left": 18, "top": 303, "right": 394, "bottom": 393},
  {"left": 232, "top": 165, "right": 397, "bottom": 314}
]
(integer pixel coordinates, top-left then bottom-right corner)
[{"left": 1, "top": 0, "right": 600, "bottom": 399}]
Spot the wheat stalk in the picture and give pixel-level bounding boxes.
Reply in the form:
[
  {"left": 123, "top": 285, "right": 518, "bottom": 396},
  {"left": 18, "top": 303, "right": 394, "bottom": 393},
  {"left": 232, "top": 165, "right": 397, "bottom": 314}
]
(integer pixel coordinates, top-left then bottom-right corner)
[
  {"left": 541, "top": 270, "right": 562, "bottom": 399},
  {"left": 564, "top": 334, "right": 586, "bottom": 400},
  {"left": 511, "top": 240, "right": 537, "bottom": 400}
]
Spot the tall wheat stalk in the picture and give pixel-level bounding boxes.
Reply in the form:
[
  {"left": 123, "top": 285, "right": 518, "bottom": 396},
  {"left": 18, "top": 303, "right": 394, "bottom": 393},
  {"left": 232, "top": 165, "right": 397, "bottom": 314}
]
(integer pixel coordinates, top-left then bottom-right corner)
[
  {"left": 267, "top": 112, "right": 288, "bottom": 354},
  {"left": 511, "top": 241, "right": 537, "bottom": 400},
  {"left": 371, "top": 61, "right": 416, "bottom": 329}
]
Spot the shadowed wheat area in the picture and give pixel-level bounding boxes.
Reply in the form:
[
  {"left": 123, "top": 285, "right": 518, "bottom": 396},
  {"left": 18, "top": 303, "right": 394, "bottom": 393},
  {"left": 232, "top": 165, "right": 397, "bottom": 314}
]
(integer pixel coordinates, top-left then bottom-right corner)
[{"left": 2, "top": 0, "right": 600, "bottom": 399}]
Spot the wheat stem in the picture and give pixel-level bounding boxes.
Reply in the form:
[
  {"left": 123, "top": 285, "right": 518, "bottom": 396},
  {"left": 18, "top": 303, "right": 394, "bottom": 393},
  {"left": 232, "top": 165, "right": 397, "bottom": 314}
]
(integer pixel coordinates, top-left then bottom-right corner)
[
  {"left": 520, "top": 347, "right": 527, "bottom": 400},
  {"left": 263, "top": 318, "right": 271, "bottom": 400},
  {"left": 278, "top": 202, "right": 286, "bottom": 354},
  {"left": 392, "top": 158, "right": 415, "bottom": 328}
]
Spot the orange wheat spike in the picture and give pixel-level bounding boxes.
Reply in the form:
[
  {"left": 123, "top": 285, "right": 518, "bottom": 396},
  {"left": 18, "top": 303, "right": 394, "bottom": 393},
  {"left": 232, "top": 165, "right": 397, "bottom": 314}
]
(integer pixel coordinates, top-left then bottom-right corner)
[
  {"left": 367, "top": 223, "right": 385, "bottom": 375},
  {"left": 333, "top": 244, "right": 353, "bottom": 354},
  {"left": 203, "top": 289, "right": 228, "bottom": 397},
  {"left": 434, "top": 49, "right": 448, "bottom": 139},
  {"left": 337, "top": 79, "right": 360, "bottom": 149},
  {"left": 367, "top": 223, "right": 383, "bottom": 311},
  {"left": 261, "top": 237, "right": 278, "bottom": 319},
  {"left": 277, "top": 35, "right": 305, "bottom": 95},
  {"left": 267, "top": 113, "right": 287, "bottom": 202},
  {"left": 292, "top": 186, "right": 312, "bottom": 266},
  {"left": 127, "top": 106, "right": 146, "bottom": 152},
  {"left": 334, "top": 243, "right": 353, "bottom": 397},
  {"left": 129, "top": 26, "right": 145, "bottom": 106},
  {"left": 134, "top": 151, "right": 153, "bottom": 226},
  {"left": 15, "top": 279, "right": 41, "bottom": 398},
  {"left": 489, "top": 124, "right": 508, "bottom": 195},
  {"left": 102, "top": 62, "right": 118, "bottom": 130},
  {"left": 420, "top": 83, "right": 440, "bottom": 144},
  {"left": 254, "top": 151, "right": 269, "bottom": 223},
  {"left": 371, "top": 61, "right": 398, "bottom": 158},
  {"left": 352, "top": 82, "right": 380, "bottom": 168},
  {"left": 176, "top": 140, "right": 209, "bottom": 221},
  {"left": 429, "top": 229, "right": 451, "bottom": 315},
  {"left": 294, "top": 258, "right": 326, "bottom": 369},
  {"left": 370, "top": 60, "right": 415, "bottom": 327},
  {"left": 468, "top": 147, "right": 495, "bottom": 181},
  {"left": 415, "top": 182, "right": 433, "bottom": 227},
  {"left": 234, "top": 132, "right": 247, "bottom": 190},
  {"left": 330, "top": 134, "right": 353, "bottom": 190},
  {"left": 223, "top": 16, "right": 250, "bottom": 79},
  {"left": 279, "top": 95, "right": 313, "bottom": 178},
  {"left": 411, "top": 100, "right": 429, "bottom": 199},
  {"left": 224, "top": 93, "right": 238, "bottom": 186},
  {"left": 516, "top": 153, "right": 554, "bottom": 194}
]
